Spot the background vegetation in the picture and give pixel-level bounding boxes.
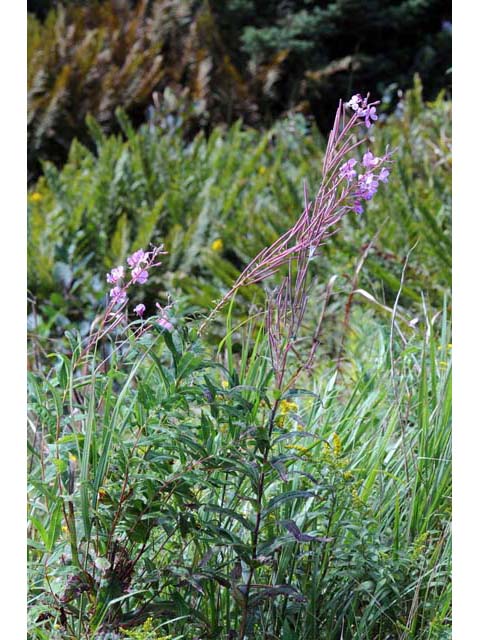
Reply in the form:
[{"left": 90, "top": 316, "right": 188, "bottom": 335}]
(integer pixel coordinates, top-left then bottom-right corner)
[
  {"left": 27, "top": 2, "right": 451, "bottom": 638},
  {"left": 27, "top": 0, "right": 451, "bottom": 181},
  {"left": 28, "top": 78, "right": 451, "bottom": 351}
]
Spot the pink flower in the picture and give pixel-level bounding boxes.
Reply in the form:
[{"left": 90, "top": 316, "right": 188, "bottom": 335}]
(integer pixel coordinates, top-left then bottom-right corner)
[
  {"left": 353, "top": 201, "right": 364, "bottom": 215},
  {"left": 134, "top": 303, "right": 146, "bottom": 317},
  {"left": 109, "top": 286, "right": 127, "bottom": 305},
  {"left": 362, "top": 151, "right": 380, "bottom": 170},
  {"left": 378, "top": 167, "right": 390, "bottom": 183},
  {"left": 155, "top": 302, "right": 173, "bottom": 331},
  {"left": 127, "top": 249, "right": 147, "bottom": 268},
  {"left": 106, "top": 266, "right": 124, "bottom": 284},
  {"left": 362, "top": 105, "right": 378, "bottom": 128},
  {"left": 357, "top": 173, "right": 379, "bottom": 200},
  {"left": 131, "top": 266, "right": 149, "bottom": 284},
  {"left": 158, "top": 317, "right": 173, "bottom": 332},
  {"left": 339, "top": 158, "right": 357, "bottom": 182},
  {"left": 347, "top": 94, "right": 379, "bottom": 127},
  {"left": 347, "top": 94, "right": 363, "bottom": 111}
]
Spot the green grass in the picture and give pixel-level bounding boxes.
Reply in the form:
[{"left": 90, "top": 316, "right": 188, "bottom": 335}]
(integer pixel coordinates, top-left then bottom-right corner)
[{"left": 27, "top": 296, "right": 451, "bottom": 638}]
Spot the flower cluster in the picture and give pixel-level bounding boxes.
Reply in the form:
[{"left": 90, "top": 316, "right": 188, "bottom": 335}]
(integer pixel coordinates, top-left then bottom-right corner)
[
  {"left": 106, "top": 246, "right": 163, "bottom": 305},
  {"left": 104, "top": 245, "right": 173, "bottom": 330},
  {"left": 338, "top": 95, "right": 392, "bottom": 215},
  {"left": 346, "top": 93, "right": 379, "bottom": 128},
  {"left": 199, "top": 90, "right": 394, "bottom": 333}
]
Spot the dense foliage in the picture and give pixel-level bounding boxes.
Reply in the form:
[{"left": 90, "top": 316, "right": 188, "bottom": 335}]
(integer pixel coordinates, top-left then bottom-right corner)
[
  {"left": 27, "top": 81, "right": 451, "bottom": 638},
  {"left": 28, "top": 79, "right": 451, "bottom": 351},
  {"left": 27, "top": 4, "right": 452, "bottom": 633},
  {"left": 28, "top": 308, "right": 451, "bottom": 639},
  {"left": 27, "top": 0, "right": 451, "bottom": 180}
]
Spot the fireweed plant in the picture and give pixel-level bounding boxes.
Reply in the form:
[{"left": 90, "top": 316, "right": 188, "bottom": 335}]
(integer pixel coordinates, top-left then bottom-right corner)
[
  {"left": 28, "top": 94, "right": 419, "bottom": 640},
  {"left": 88, "top": 245, "right": 173, "bottom": 353},
  {"left": 216, "top": 94, "right": 394, "bottom": 637}
]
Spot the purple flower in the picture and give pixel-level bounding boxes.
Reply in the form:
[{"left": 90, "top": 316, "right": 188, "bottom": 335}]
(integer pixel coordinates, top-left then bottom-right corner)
[
  {"left": 362, "top": 105, "right": 378, "bottom": 128},
  {"left": 378, "top": 167, "right": 390, "bottom": 183},
  {"left": 134, "top": 303, "right": 146, "bottom": 317},
  {"left": 131, "top": 266, "right": 149, "bottom": 284},
  {"left": 158, "top": 317, "right": 173, "bottom": 332},
  {"left": 339, "top": 158, "right": 357, "bottom": 182},
  {"left": 347, "top": 94, "right": 379, "bottom": 128},
  {"left": 347, "top": 94, "right": 363, "bottom": 111},
  {"left": 106, "top": 266, "right": 124, "bottom": 284},
  {"left": 127, "top": 249, "right": 147, "bottom": 268},
  {"left": 109, "top": 286, "right": 127, "bottom": 305},
  {"left": 353, "top": 201, "right": 364, "bottom": 215},
  {"left": 362, "top": 151, "right": 380, "bottom": 170},
  {"left": 357, "top": 173, "right": 379, "bottom": 200}
]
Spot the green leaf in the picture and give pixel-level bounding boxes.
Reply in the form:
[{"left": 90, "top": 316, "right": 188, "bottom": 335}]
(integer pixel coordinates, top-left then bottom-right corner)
[{"left": 262, "top": 490, "right": 315, "bottom": 516}]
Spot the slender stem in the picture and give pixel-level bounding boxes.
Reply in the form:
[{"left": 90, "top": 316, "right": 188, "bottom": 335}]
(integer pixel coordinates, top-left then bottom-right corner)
[
  {"left": 67, "top": 500, "right": 81, "bottom": 568},
  {"left": 238, "top": 398, "right": 280, "bottom": 639}
]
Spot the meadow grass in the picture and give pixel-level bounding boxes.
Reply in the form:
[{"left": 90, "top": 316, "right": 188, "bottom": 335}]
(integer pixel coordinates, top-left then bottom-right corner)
[{"left": 27, "top": 298, "right": 451, "bottom": 639}]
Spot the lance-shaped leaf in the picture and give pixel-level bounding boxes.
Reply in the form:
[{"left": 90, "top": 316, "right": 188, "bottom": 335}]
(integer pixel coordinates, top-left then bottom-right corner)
[
  {"left": 247, "top": 584, "right": 307, "bottom": 606},
  {"left": 273, "top": 430, "right": 316, "bottom": 445},
  {"left": 262, "top": 490, "right": 315, "bottom": 516},
  {"left": 280, "top": 519, "right": 334, "bottom": 543},
  {"left": 270, "top": 458, "right": 289, "bottom": 481}
]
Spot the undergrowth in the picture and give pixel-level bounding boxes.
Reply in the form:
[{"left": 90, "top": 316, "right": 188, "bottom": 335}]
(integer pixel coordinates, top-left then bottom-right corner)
[{"left": 27, "top": 302, "right": 451, "bottom": 639}]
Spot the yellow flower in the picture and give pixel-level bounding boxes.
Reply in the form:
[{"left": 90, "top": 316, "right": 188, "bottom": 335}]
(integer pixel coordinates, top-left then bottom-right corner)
[
  {"left": 68, "top": 453, "right": 77, "bottom": 463},
  {"left": 259, "top": 165, "right": 267, "bottom": 175},
  {"left": 98, "top": 488, "right": 108, "bottom": 502},
  {"left": 221, "top": 379, "right": 229, "bottom": 389},
  {"left": 30, "top": 192, "right": 42, "bottom": 203},
  {"left": 285, "top": 444, "right": 310, "bottom": 457},
  {"left": 351, "top": 487, "right": 363, "bottom": 508},
  {"left": 211, "top": 239, "right": 224, "bottom": 252},
  {"left": 143, "top": 618, "right": 154, "bottom": 632},
  {"left": 279, "top": 399, "right": 298, "bottom": 415},
  {"left": 333, "top": 432, "right": 342, "bottom": 457},
  {"left": 62, "top": 525, "right": 69, "bottom": 534}
]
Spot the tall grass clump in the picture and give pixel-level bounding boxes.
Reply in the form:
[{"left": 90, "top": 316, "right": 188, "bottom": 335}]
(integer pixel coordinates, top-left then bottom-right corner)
[{"left": 28, "top": 93, "right": 451, "bottom": 639}]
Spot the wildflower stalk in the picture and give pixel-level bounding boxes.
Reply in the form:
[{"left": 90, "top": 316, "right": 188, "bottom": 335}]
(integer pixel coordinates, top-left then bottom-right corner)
[
  {"left": 65, "top": 501, "right": 81, "bottom": 569},
  {"left": 82, "top": 245, "right": 167, "bottom": 357},
  {"left": 199, "top": 94, "right": 391, "bottom": 335},
  {"left": 233, "top": 93, "right": 393, "bottom": 637},
  {"left": 238, "top": 397, "right": 281, "bottom": 639}
]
